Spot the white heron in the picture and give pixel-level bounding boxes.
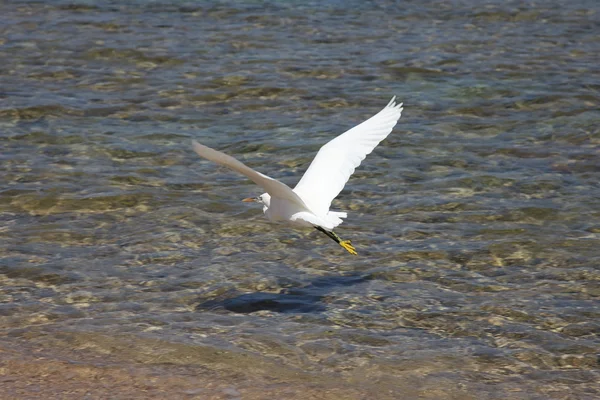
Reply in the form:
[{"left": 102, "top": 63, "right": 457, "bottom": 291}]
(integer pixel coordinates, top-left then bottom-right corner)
[{"left": 192, "top": 96, "right": 403, "bottom": 255}]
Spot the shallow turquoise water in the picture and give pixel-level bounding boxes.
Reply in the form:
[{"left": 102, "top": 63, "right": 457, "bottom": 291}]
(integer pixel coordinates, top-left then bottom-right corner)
[{"left": 1, "top": 1, "right": 599, "bottom": 398}]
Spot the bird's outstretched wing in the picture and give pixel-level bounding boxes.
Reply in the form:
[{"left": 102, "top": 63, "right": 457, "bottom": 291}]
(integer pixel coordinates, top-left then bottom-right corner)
[
  {"left": 192, "top": 141, "right": 309, "bottom": 209},
  {"left": 293, "top": 97, "right": 403, "bottom": 215}
]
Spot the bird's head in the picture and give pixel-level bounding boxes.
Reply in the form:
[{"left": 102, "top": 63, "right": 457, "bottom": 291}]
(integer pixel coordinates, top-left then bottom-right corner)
[{"left": 242, "top": 193, "right": 271, "bottom": 207}]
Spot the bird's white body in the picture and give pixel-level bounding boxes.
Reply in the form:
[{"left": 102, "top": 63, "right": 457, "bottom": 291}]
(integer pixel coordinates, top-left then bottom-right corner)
[
  {"left": 261, "top": 193, "right": 347, "bottom": 229},
  {"left": 192, "top": 97, "right": 403, "bottom": 252}
]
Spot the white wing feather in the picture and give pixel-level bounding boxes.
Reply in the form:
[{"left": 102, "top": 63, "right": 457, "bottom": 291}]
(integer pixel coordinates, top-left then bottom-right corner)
[
  {"left": 192, "top": 141, "right": 309, "bottom": 209},
  {"left": 293, "top": 97, "right": 403, "bottom": 216}
]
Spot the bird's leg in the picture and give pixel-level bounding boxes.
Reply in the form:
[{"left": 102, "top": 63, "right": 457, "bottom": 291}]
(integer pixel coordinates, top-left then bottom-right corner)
[{"left": 314, "top": 226, "right": 357, "bottom": 255}]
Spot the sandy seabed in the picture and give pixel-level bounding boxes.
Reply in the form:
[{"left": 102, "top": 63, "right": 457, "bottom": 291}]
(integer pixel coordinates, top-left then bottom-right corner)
[{"left": 0, "top": 340, "right": 372, "bottom": 400}]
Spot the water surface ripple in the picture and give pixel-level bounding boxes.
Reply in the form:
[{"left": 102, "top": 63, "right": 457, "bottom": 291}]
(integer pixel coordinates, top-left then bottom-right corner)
[{"left": 1, "top": 1, "right": 599, "bottom": 398}]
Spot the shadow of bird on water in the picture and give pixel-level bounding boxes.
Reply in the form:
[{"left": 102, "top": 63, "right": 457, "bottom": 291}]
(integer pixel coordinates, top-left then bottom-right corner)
[{"left": 196, "top": 274, "right": 370, "bottom": 314}]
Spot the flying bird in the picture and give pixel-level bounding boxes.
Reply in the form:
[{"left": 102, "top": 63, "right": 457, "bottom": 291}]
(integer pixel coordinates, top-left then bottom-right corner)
[{"left": 192, "top": 96, "right": 403, "bottom": 255}]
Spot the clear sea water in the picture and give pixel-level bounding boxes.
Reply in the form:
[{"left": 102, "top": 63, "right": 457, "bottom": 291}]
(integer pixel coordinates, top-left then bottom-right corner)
[{"left": 1, "top": 1, "right": 599, "bottom": 398}]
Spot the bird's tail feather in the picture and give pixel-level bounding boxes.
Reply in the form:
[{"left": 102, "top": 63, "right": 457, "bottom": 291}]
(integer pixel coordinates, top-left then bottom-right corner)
[
  {"left": 329, "top": 211, "right": 347, "bottom": 219},
  {"left": 327, "top": 211, "right": 348, "bottom": 228}
]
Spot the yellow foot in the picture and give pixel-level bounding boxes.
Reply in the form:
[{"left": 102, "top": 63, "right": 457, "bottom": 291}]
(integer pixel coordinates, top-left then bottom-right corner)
[{"left": 340, "top": 240, "right": 357, "bottom": 255}]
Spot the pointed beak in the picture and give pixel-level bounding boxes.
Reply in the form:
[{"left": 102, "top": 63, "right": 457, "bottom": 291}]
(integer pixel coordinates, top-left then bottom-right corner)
[{"left": 242, "top": 197, "right": 256, "bottom": 202}]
